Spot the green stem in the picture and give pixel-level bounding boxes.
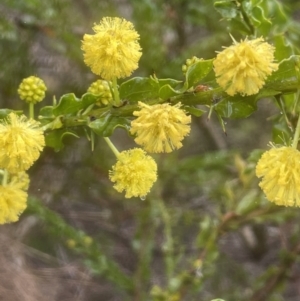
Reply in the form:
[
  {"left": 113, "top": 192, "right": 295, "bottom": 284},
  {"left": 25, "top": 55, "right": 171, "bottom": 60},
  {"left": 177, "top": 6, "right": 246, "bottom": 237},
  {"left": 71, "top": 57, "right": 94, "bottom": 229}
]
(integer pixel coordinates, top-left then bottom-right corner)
[
  {"left": 104, "top": 137, "right": 120, "bottom": 158},
  {"left": 292, "top": 112, "right": 300, "bottom": 149},
  {"left": 29, "top": 103, "right": 34, "bottom": 119},
  {"left": 112, "top": 77, "right": 121, "bottom": 107}
]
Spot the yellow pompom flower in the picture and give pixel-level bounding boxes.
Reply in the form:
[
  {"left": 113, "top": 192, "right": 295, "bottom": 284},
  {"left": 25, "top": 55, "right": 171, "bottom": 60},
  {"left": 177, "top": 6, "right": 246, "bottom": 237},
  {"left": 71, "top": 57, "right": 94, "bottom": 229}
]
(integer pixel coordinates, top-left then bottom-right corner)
[
  {"left": 130, "top": 102, "right": 191, "bottom": 153},
  {"left": 0, "top": 176, "right": 28, "bottom": 224},
  {"left": 0, "top": 113, "right": 45, "bottom": 173},
  {"left": 17, "top": 76, "right": 47, "bottom": 104},
  {"left": 213, "top": 37, "right": 278, "bottom": 96},
  {"left": 256, "top": 146, "right": 300, "bottom": 207},
  {"left": 82, "top": 17, "right": 142, "bottom": 80},
  {"left": 109, "top": 148, "right": 157, "bottom": 198}
]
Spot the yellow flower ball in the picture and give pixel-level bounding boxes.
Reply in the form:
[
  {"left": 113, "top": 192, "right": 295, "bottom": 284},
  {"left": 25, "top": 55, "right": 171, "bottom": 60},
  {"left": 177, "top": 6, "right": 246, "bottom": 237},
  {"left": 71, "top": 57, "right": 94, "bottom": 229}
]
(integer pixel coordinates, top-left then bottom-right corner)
[
  {"left": 130, "top": 102, "right": 191, "bottom": 153},
  {"left": 109, "top": 148, "right": 157, "bottom": 198},
  {"left": 213, "top": 37, "right": 278, "bottom": 96},
  {"left": 87, "top": 79, "right": 113, "bottom": 106},
  {"left": 0, "top": 181, "right": 28, "bottom": 224},
  {"left": 82, "top": 17, "right": 142, "bottom": 80},
  {"left": 0, "top": 113, "right": 45, "bottom": 173},
  {"left": 256, "top": 146, "right": 300, "bottom": 207},
  {"left": 18, "top": 76, "right": 47, "bottom": 104}
]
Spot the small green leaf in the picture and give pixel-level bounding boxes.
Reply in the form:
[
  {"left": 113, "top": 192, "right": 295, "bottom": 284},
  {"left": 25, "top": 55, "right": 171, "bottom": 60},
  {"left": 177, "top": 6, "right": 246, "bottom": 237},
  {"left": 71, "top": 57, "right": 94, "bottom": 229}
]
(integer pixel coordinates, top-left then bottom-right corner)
[
  {"left": 88, "top": 114, "right": 131, "bottom": 137},
  {"left": 273, "top": 35, "right": 294, "bottom": 62},
  {"left": 157, "top": 78, "right": 182, "bottom": 89},
  {"left": 214, "top": 0, "right": 238, "bottom": 19},
  {"left": 88, "top": 114, "right": 112, "bottom": 136},
  {"left": 119, "top": 77, "right": 160, "bottom": 102},
  {"left": 0, "top": 109, "right": 15, "bottom": 119},
  {"left": 251, "top": 5, "right": 272, "bottom": 36},
  {"left": 81, "top": 92, "right": 101, "bottom": 107},
  {"left": 236, "top": 189, "right": 260, "bottom": 215},
  {"left": 53, "top": 93, "right": 82, "bottom": 116},
  {"left": 185, "top": 59, "right": 214, "bottom": 89},
  {"left": 45, "top": 128, "right": 79, "bottom": 151},
  {"left": 184, "top": 106, "right": 206, "bottom": 117},
  {"left": 159, "top": 84, "right": 181, "bottom": 100},
  {"left": 214, "top": 94, "right": 257, "bottom": 118},
  {"left": 265, "top": 55, "right": 300, "bottom": 93},
  {"left": 39, "top": 106, "right": 54, "bottom": 118},
  {"left": 102, "top": 117, "right": 131, "bottom": 136}
]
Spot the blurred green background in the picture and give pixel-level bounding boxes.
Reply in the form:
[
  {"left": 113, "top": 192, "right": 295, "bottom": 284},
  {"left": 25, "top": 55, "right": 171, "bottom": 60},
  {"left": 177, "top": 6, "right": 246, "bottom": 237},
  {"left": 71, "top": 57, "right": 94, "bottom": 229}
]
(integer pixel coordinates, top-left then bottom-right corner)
[{"left": 1, "top": 0, "right": 300, "bottom": 300}]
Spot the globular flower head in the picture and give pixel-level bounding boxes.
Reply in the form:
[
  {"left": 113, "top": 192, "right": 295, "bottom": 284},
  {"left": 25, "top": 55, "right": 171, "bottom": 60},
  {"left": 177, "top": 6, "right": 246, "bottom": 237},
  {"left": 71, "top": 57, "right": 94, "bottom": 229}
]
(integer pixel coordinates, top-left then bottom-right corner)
[
  {"left": 130, "top": 102, "right": 191, "bottom": 153},
  {"left": 18, "top": 76, "right": 47, "bottom": 104},
  {"left": 87, "top": 79, "right": 113, "bottom": 106},
  {"left": 82, "top": 17, "right": 142, "bottom": 80},
  {"left": 0, "top": 113, "right": 45, "bottom": 173},
  {"left": 0, "top": 173, "right": 29, "bottom": 224},
  {"left": 213, "top": 37, "right": 278, "bottom": 96},
  {"left": 109, "top": 148, "right": 157, "bottom": 198},
  {"left": 256, "top": 146, "right": 300, "bottom": 207}
]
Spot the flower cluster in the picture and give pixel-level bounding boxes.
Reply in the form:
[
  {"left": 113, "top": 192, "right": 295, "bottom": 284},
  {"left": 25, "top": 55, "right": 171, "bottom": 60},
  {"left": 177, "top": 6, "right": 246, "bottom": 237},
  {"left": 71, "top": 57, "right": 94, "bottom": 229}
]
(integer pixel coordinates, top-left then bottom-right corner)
[
  {"left": 130, "top": 102, "right": 191, "bottom": 153},
  {"left": 80, "top": 17, "right": 193, "bottom": 198},
  {"left": 213, "top": 37, "right": 278, "bottom": 96},
  {"left": 17, "top": 76, "right": 47, "bottom": 104},
  {"left": 87, "top": 79, "right": 113, "bottom": 106},
  {"left": 82, "top": 17, "right": 142, "bottom": 80},
  {"left": 256, "top": 146, "right": 300, "bottom": 207}
]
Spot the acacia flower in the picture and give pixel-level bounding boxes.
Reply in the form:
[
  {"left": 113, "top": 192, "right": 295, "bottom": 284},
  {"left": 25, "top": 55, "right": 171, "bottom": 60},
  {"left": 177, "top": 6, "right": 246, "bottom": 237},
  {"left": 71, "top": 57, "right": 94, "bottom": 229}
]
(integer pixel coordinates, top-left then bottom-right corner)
[
  {"left": 0, "top": 175, "right": 29, "bottom": 224},
  {"left": 82, "top": 17, "right": 142, "bottom": 80},
  {"left": 109, "top": 148, "right": 157, "bottom": 198},
  {"left": 130, "top": 102, "right": 191, "bottom": 153},
  {"left": 213, "top": 37, "right": 278, "bottom": 96},
  {"left": 0, "top": 113, "right": 45, "bottom": 173},
  {"left": 18, "top": 76, "right": 47, "bottom": 104},
  {"left": 256, "top": 146, "right": 300, "bottom": 207}
]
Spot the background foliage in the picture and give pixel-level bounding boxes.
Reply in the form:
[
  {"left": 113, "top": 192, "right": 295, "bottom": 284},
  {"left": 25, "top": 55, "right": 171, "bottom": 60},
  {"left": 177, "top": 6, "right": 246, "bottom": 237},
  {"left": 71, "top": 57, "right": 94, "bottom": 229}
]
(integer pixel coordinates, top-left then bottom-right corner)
[{"left": 1, "top": 0, "right": 300, "bottom": 300}]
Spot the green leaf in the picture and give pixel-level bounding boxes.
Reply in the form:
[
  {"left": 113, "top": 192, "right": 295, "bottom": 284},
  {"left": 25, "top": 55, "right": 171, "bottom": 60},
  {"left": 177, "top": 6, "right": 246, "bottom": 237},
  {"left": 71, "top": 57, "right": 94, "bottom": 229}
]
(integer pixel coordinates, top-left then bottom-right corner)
[
  {"left": 52, "top": 93, "right": 81, "bottom": 116},
  {"left": 214, "top": 94, "right": 258, "bottom": 118},
  {"left": 159, "top": 84, "right": 181, "bottom": 100},
  {"left": 0, "top": 109, "right": 15, "bottom": 119},
  {"left": 45, "top": 128, "right": 79, "bottom": 151},
  {"left": 273, "top": 35, "right": 294, "bottom": 62},
  {"left": 39, "top": 106, "right": 54, "bottom": 118},
  {"left": 157, "top": 78, "right": 182, "bottom": 89},
  {"left": 119, "top": 77, "right": 160, "bottom": 102},
  {"left": 185, "top": 59, "right": 214, "bottom": 89},
  {"left": 265, "top": 55, "right": 300, "bottom": 93},
  {"left": 251, "top": 5, "right": 272, "bottom": 36},
  {"left": 184, "top": 106, "right": 206, "bottom": 117},
  {"left": 88, "top": 114, "right": 131, "bottom": 137},
  {"left": 50, "top": 93, "right": 98, "bottom": 117},
  {"left": 214, "top": 0, "right": 238, "bottom": 18},
  {"left": 81, "top": 92, "right": 101, "bottom": 108},
  {"left": 236, "top": 189, "right": 261, "bottom": 215}
]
